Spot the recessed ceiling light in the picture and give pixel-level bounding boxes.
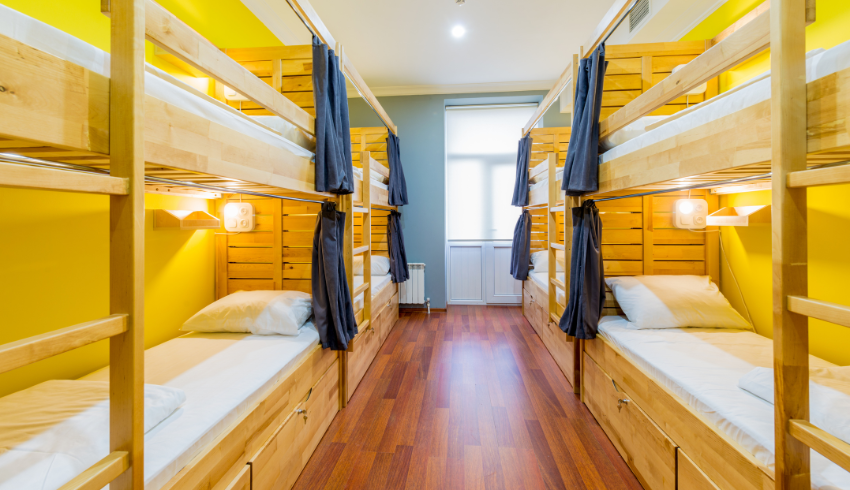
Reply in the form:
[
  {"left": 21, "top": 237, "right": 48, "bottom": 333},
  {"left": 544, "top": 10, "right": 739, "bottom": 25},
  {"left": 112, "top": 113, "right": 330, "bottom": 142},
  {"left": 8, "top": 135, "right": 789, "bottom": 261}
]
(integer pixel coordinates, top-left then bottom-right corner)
[{"left": 451, "top": 25, "right": 466, "bottom": 38}]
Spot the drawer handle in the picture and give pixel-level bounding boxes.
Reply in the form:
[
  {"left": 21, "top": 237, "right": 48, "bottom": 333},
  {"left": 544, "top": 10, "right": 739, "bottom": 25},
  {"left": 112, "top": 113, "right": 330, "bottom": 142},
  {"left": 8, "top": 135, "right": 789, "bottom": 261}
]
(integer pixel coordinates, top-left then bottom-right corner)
[
  {"left": 296, "top": 408, "right": 308, "bottom": 422},
  {"left": 617, "top": 398, "right": 630, "bottom": 412}
]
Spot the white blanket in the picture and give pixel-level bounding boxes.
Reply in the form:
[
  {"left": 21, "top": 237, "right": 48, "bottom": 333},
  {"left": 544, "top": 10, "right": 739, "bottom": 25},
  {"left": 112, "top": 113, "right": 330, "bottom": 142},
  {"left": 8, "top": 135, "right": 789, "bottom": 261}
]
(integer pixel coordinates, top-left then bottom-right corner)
[
  {"left": 739, "top": 367, "right": 850, "bottom": 448},
  {"left": 598, "top": 317, "right": 850, "bottom": 489},
  {"left": 0, "top": 381, "right": 185, "bottom": 490},
  {"left": 354, "top": 274, "right": 394, "bottom": 312}
]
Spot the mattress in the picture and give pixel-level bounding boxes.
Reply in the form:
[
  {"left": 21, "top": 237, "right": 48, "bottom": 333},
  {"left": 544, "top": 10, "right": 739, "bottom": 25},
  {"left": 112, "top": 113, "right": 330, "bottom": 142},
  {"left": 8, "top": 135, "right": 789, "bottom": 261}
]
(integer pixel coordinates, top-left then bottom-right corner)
[
  {"left": 53, "top": 325, "right": 318, "bottom": 490},
  {"left": 597, "top": 317, "right": 850, "bottom": 489},
  {"left": 529, "top": 169, "right": 564, "bottom": 191},
  {"left": 0, "top": 5, "right": 314, "bottom": 160},
  {"left": 600, "top": 40, "right": 850, "bottom": 164},
  {"left": 353, "top": 274, "right": 393, "bottom": 311},
  {"left": 528, "top": 271, "right": 566, "bottom": 306},
  {"left": 352, "top": 167, "right": 389, "bottom": 190}
]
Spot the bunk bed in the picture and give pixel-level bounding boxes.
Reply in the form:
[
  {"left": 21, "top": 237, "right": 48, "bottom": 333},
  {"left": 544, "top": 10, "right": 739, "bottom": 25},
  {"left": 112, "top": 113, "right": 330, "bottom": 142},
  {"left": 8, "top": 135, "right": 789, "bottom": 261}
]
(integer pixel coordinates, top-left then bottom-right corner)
[
  {"left": 524, "top": 0, "right": 850, "bottom": 489},
  {"left": 0, "top": 0, "right": 400, "bottom": 488}
]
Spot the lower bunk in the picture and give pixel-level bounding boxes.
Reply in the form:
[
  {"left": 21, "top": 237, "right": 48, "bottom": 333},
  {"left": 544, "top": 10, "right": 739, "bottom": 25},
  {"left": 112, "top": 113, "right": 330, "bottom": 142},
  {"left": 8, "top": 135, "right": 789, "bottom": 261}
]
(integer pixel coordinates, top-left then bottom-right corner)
[
  {"left": 583, "top": 316, "right": 850, "bottom": 490},
  {"left": 347, "top": 273, "right": 400, "bottom": 402},
  {"left": 0, "top": 322, "right": 339, "bottom": 490},
  {"left": 522, "top": 269, "right": 580, "bottom": 392}
]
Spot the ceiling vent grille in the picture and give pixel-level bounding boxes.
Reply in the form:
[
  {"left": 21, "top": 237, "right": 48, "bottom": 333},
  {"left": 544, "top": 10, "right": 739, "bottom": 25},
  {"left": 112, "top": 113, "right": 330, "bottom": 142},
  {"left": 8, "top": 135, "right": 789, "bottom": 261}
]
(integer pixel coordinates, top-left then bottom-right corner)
[{"left": 629, "top": 0, "right": 650, "bottom": 32}]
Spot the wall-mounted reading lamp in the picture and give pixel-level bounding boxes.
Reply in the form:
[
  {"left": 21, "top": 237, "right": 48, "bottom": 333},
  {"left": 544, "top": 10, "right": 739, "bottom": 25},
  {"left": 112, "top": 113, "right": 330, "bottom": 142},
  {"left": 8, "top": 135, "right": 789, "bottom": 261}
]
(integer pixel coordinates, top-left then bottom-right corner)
[{"left": 673, "top": 199, "right": 708, "bottom": 229}]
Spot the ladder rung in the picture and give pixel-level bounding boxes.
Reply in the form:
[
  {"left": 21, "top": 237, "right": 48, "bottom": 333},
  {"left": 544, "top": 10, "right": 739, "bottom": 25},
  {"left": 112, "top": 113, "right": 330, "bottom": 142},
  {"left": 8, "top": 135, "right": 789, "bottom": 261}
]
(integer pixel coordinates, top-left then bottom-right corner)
[
  {"left": 550, "top": 243, "right": 566, "bottom": 251},
  {"left": 787, "top": 296, "right": 850, "bottom": 328},
  {"left": 550, "top": 205, "right": 565, "bottom": 212},
  {"left": 57, "top": 451, "right": 129, "bottom": 490},
  {"left": 0, "top": 314, "right": 128, "bottom": 375},
  {"left": 353, "top": 206, "right": 369, "bottom": 214},
  {"left": 788, "top": 419, "right": 850, "bottom": 474},
  {"left": 550, "top": 277, "right": 566, "bottom": 292},
  {"left": 353, "top": 245, "right": 369, "bottom": 255},
  {"left": 787, "top": 164, "right": 850, "bottom": 188},
  {"left": 353, "top": 281, "right": 370, "bottom": 298},
  {"left": 550, "top": 312, "right": 560, "bottom": 324},
  {"left": 0, "top": 162, "right": 129, "bottom": 195}
]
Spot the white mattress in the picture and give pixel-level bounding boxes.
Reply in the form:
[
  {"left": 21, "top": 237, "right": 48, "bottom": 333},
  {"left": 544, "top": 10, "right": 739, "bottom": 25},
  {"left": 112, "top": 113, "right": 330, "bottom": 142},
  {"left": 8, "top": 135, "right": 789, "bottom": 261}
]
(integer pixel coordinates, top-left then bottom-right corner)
[
  {"left": 600, "top": 40, "right": 850, "bottom": 164},
  {"left": 528, "top": 271, "right": 566, "bottom": 306},
  {"left": 353, "top": 274, "right": 393, "bottom": 311},
  {"left": 597, "top": 317, "right": 850, "bottom": 489},
  {"left": 0, "top": 5, "right": 314, "bottom": 160},
  {"left": 529, "top": 169, "right": 564, "bottom": 191},
  {"left": 352, "top": 167, "right": 389, "bottom": 190},
  {"left": 61, "top": 325, "right": 319, "bottom": 490}
]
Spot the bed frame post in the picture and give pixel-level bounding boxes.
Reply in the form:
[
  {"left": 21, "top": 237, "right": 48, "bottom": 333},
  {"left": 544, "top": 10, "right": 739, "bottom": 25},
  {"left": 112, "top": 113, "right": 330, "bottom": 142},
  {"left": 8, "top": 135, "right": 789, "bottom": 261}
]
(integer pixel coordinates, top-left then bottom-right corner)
[
  {"left": 547, "top": 151, "right": 558, "bottom": 330},
  {"left": 339, "top": 186, "right": 354, "bottom": 408},
  {"left": 771, "top": 0, "right": 811, "bottom": 488},
  {"left": 108, "top": 0, "right": 145, "bottom": 488}
]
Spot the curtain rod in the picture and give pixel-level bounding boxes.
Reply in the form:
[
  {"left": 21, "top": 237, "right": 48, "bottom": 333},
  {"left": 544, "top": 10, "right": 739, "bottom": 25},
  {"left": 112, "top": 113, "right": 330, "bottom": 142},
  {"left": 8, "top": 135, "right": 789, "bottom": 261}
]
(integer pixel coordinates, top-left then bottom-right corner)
[
  {"left": 589, "top": 160, "right": 850, "bottom": 202},
  {"left": 0, "top": 154, "right": 330, "bottom": 204},
  {"left": 600, "top": 0, "right": 640, "bottom": 47}
]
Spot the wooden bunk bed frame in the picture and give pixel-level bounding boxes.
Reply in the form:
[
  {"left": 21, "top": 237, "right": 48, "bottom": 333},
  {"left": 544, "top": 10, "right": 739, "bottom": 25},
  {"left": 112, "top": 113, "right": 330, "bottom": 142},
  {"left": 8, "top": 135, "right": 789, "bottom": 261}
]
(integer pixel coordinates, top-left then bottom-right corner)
[
  {"left": 0, "top": 0, "right": 401, "bottom": 488},
  {"left": 523, "top": 0, "right": 850, "bottom": 489}
]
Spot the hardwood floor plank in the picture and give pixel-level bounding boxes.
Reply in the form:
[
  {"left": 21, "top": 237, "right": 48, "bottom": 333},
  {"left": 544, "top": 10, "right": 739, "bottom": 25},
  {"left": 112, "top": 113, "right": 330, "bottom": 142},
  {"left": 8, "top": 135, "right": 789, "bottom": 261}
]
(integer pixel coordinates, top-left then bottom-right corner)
[{"left": 293, "top": 307, "right": 642, "bottom": 490}]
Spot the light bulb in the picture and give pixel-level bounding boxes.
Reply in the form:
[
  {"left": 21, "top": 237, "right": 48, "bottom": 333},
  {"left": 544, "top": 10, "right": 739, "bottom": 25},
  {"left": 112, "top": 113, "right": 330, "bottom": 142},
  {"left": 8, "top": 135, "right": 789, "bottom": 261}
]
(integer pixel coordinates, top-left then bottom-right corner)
[
  {"left": 451, "top": 25, "right": 466, "bottom": 38},
  {"left": 224, "top": 203, "right": 238, "bottom": 217},
  {"left": 678, "top": 201, "right": 694, "bottom": 215}
]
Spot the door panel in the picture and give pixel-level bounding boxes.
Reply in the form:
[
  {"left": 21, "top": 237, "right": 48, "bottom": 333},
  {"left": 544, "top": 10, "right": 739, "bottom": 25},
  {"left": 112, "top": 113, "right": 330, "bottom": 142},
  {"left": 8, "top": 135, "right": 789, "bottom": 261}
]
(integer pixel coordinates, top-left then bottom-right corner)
[{"left": 485, "top": 242, "right": 521, "bottom": 304}]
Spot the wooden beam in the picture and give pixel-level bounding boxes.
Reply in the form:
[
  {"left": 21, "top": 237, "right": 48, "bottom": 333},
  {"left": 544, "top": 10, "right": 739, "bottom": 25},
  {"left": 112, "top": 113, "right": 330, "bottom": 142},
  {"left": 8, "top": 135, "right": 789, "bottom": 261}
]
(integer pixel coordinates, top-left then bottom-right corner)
[
  {"left": 523, "top": 62, "right": 572, "bottom": 136},
  {"left": 353, "top": 206, "right": 369, "bottom": 214},
  {"left": 712, "top": 0, "right": 770, "bottom": 44},
  {"left": 788, "top": 420, "right": 850, "bottom": 474},
  {"left": 787, "top": 296, "right": 850, "bottom": 328},
  {"left": 370, "top": 155, "right": 390, "bottom": 179},
  {"left": 108, "top": 0, "right": 146, "bottom": 488},
  {"left": 600, "top": 9, "right": 770, "bottom": 139},
  {"left": 138, "top": 0, "right": 314, "bottom": 135},
  {"left": 583, "top": 0, "right": 633, "bottom": 58},
  {"left": 287, "top": 0, "right": 336, "bottom": 48},
  {"left": 0, "top": 314, "right": 127, "bottom": 375},
  {"left": 353, "top": 281, "right": 370, "bottom": 298},
  {"left": 550, "top": 277, "right": 567, "bottom": 292},
  {"left": 550, "top": 205, "right": 565, "bottom": 212},
  {"left": 771, "top": 0, "right": 810, "bottom": 488},
  {"left": 58, "top": 452, "right": 130, "bottom": 490},
  {"left": 353, "top": 245, "right": 369, "bottom": 255},
  {"left": 341, "top": 51, "right": 397, "bottom": 135},
  {"left": 0, "top": 162, "right": 129, "bottom": 195},
  {"left": 550, "top": 242, "right": 566, "bottom": 251},
  {"left": 787, "top": 164, "right": 850, "bottom": 188}
]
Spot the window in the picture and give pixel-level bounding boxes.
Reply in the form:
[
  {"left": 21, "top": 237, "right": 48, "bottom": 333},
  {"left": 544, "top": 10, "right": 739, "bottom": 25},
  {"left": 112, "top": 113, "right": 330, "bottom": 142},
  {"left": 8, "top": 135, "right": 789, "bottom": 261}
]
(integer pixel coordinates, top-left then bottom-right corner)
[{"left": 445, "top": 104, "right": 537, "bottom": 240}]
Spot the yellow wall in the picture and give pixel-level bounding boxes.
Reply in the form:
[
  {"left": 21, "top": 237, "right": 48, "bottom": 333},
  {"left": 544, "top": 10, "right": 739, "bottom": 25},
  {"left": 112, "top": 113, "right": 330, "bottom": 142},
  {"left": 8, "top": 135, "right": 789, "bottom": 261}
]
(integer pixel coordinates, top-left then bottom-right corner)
[{"left": 682, "top": 0, "right": 850, "bottom": 366}]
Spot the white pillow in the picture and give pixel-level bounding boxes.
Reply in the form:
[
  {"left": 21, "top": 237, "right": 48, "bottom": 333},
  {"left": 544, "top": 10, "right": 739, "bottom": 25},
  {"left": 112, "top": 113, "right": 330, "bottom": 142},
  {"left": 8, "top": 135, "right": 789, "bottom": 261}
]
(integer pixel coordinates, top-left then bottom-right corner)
[
  {"left": 530, "top": 250, "right": 565, "bottom": 272},
  {"left": 181, "top": 290, "right": 312, "bottom": 335},
  {"left": 353, "top": 255, "right": 391, "bottom": 276},
  {"left": 605, "top": 275, "right": 752, "bottom": 330}
]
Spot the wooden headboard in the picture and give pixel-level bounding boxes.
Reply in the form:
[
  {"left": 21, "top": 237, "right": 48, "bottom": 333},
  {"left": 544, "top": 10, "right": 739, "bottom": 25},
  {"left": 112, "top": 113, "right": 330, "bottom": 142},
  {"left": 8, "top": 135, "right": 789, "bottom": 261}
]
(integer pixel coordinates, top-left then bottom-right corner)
[
  {"left": 351, "top": 127, "right": 389, "bottom": 169},
  {"left": 215, "top": 195, "right": 321, "bottom": 299},
  {"left": 354, "top": 209, "right": 390, "bottom": 259}
]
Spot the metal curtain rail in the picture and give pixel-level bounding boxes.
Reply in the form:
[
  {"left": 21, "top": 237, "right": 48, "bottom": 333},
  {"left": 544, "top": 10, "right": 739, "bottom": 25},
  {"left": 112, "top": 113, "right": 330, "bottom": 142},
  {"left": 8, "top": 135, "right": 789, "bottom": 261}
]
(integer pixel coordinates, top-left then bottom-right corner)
[
  {"left": 0, "top": 154, "right": 330, "bottom": 204},
  {"left": 282, "top": 0, "right": 395, "bottom": 136},
  {"left": 600, "top": 0, "right": 640, "bottom": 47},
  {"left": 590, "top": 159, "right": 850, "bottom": 202}
]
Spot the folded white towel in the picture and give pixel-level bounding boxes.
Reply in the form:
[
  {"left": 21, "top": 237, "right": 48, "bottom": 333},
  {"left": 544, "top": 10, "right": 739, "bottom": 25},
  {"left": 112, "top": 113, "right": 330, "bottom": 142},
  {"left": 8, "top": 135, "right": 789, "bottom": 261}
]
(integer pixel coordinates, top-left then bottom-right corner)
[{"left": 738, "top": 366, "right": 850, "bottom": 447}]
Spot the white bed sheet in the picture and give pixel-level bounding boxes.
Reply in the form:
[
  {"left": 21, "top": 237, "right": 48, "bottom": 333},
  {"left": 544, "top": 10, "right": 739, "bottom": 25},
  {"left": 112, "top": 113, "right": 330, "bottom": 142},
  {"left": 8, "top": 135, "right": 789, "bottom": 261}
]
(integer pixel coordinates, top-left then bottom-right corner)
[
  {"left": 600, "top": 40, "right": 850, "bottom": 164},
  {"left": 353, "top": 274, "right": 393, "bottom": 311},
  {"left": 352, "top": 167, "right": 389, "bottom": 190},
  {"left": 529, "top": 170, "right": 564, "bottom": 191},
  {"left": 64, "top": 325, "right": 319, "bottom": 490},
  {"left": 529, "top": 271, "right": 566, "bottom": 305},
  {"left": 0, "top": 5, "right": 314, "bottom": 160},
  {"left": 597, "top": 317, "right": 850, "bottom": 489}
]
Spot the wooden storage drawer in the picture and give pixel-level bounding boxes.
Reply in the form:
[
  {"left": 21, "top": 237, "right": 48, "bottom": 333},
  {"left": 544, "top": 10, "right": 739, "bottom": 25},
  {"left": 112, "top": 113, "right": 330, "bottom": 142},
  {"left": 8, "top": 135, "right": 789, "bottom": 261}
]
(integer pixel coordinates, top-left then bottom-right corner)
[
  {"left": 383, "top": 292, "right": 399, "bottom": 341},
  {"left": 678, "top": 449, "right": 720, "bottom": 490},
  {"left": 250, "top": 358, "right": 340, "bottom": 490},
  {"left": 582, "top": 353, "right": 677, "bottom": 490},
  {"left": 539, "top": 321, "right": 579, "bottom": 391},
  {"left": 347, "top": 319, "right": 382, "bottom": 401},
  {"left": 222, "top": 465, "right": 251, "bottom": 490}
]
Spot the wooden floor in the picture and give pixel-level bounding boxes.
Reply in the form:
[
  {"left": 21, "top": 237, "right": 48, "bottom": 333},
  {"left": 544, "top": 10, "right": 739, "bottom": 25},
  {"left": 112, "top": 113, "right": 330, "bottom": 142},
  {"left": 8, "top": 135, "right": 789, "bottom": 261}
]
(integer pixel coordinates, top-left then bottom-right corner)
[{"left": 293, "top": 306, "right": 642, "bottom": 490}]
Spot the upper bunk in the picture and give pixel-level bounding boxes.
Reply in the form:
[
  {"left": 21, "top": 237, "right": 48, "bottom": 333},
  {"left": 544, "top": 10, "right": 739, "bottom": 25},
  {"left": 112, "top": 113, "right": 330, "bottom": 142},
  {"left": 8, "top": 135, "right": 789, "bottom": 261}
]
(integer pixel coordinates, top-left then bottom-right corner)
[
  {"left": 527, "top": 2, "right": 850, "bottom": 197},
  {"left": 0, "top": 0, "right": 398, "bottom": 202}
]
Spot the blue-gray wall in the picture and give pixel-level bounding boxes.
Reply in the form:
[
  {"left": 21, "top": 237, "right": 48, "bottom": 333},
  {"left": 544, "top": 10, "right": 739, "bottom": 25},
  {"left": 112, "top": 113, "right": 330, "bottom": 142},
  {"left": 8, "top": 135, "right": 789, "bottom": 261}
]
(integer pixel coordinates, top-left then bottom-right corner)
[{"left": 349, "top": 91, "right": 569, "bottom": 309}]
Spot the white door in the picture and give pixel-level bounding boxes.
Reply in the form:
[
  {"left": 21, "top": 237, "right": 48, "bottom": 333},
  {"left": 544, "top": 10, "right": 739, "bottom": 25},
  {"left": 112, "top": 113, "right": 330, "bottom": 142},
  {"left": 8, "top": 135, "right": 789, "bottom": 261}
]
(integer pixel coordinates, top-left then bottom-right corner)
[
  {"left": 485, "top": 242, "right": 522, "bottom": 304},
  {"left": 446, "top": 243, "right": 484, "bottom": 305}
]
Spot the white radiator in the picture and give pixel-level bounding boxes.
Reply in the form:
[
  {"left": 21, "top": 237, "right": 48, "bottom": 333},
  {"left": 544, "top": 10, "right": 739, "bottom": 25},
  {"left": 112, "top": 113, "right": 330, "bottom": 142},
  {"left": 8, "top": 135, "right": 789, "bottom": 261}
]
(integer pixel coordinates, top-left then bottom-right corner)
[{"left": 399, "top": 263, "right": 426, "bottom": 304}]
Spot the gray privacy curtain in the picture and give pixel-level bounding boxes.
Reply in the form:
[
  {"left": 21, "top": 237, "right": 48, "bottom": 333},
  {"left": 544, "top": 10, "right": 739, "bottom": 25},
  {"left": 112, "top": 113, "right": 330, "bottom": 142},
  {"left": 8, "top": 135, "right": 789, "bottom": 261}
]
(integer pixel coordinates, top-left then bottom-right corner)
[
  {"left": 387, "top": 210, "right": 409, "bottom": 283},
  {"left": 312, "top": 202, "right": 358, "bottom": 350},
  {"left": 312, "top": 35, "right": 354, "bottom": 194},
  {"left": 387, "top": 132, "right": 409, "bottom": 206},
  {"left": 559, "top": 200, "right": 605, "bottom": 339},
  {"left": 510, "top": 210, "right": 532, "bottom": 281},
  {"left": 510, "top": 134, "right": 532, "bottom": 207},
  {"left": 562, "top": 45, "right": 608, "bottom": 196}
]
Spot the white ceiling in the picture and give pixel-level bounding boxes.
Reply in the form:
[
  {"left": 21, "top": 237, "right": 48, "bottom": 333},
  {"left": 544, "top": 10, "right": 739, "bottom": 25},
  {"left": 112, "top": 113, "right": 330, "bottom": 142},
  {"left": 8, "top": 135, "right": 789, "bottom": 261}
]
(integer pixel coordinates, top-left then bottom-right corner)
[{"left": 241, "top": 0, "right": 617, "bottom": 96}]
